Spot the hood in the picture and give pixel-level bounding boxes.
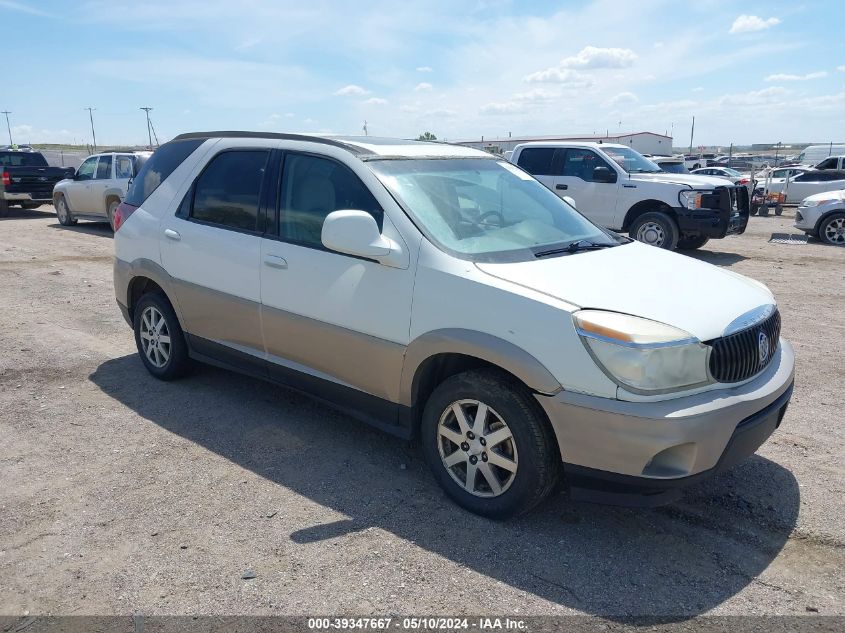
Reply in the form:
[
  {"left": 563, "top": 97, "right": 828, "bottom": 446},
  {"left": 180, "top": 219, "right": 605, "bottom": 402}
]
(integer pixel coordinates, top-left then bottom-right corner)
[
  {"left": 475, "top": 241, "right": 774, "bottom": 341},
  {"left": 628, "top": 172, "right": 732, "bottom": 188},
  {"left": 803, "top": 189, "right": 845, "bottom": 203}
]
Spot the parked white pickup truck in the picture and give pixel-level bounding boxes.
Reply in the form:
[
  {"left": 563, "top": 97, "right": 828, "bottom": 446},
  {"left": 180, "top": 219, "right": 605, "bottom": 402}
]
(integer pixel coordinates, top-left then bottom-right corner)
[{"left": 510, "top": 142, "right": 750, "bottom": 250}]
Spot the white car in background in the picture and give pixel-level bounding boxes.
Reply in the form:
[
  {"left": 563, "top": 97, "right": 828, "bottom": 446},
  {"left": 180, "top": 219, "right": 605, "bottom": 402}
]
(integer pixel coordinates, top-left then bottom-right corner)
[
  {"left": 764, "top": 170, "right": 845, "bottom": 203},
  {"left": 794, "top": 190, "right": 845, "bottom": 245},
  {"left": 753, "top": 166, "right": 811, "bottom": 183},
  {"left": 53, "top": 151, "right": 151, "bottom": 230}
]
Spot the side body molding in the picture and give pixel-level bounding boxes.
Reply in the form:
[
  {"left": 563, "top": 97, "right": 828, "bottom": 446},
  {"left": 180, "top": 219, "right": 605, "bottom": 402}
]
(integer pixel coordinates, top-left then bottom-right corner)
[{"left": 400, "top": 329, "right": 563, "bottom": 407}]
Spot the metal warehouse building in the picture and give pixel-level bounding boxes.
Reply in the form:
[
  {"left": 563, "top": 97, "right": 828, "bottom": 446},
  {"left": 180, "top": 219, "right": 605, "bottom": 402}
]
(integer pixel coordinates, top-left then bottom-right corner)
[{"left": 454, "top": 131, "right": 674, "bottom": 156}]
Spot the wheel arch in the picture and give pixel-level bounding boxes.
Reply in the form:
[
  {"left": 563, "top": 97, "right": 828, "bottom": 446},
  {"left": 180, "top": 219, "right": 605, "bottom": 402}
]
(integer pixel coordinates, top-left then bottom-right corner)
[
  {"left": 104, "top": 190, "right": 122, "bottom": 214},
  {"left": 120, "top": 259, "right": 187, "bottom": 330},
  {"left": 622, "top": 199, "right": 676, "bottom": 231},
  {"left": 401, "top": 329, "right": 562, "bottom": 433},
  {"left": 814, "top": 207, "right": 845, "bottom": 236}
]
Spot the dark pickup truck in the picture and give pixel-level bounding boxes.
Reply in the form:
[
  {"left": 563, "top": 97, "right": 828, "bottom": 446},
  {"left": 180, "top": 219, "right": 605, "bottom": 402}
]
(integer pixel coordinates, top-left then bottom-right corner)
[{"left": 0, "top": 150, "right": 74, "bottom": 217}]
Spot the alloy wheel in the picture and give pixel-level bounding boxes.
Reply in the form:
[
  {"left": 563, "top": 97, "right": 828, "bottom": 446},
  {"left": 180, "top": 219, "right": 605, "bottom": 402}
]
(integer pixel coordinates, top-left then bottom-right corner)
[
  {"left": 636, "top": 221, "right": 665, "bottom": 246},
  {"left": 56, "top": 198, "right": 68, "bottom": 222},
  {"left": 824, "top": 217, "right": 845, "bottom": 245},
  {"left": 437, "top": 399, "right": 518, "bottom": 498},
  {"left": 139, "top": 306, "right": 172, "bottom": 368}
]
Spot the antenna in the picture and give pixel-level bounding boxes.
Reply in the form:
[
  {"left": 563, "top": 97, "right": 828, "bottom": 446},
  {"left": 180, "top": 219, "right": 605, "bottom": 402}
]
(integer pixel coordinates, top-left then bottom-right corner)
[
  {"left": 1, "top": 110, "right": 12, "bottom": 145},
  {"left": 84, "top": 107, "right": 97, "bottom": 152},
  {"left": 140, "top": 107, "right": 154, "bottom": 149}
]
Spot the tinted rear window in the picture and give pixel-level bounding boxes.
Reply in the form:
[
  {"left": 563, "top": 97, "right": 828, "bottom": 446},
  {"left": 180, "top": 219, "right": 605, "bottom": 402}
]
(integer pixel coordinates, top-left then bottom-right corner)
[
  {"left": 0, "top": 151, "right": 49, "bottom": 167},
  {"left": 516, "top": 148, "right": 557, "bottom": 176},
  {"left": 124, "top": 139, "right": 204, "bottom": 206}
]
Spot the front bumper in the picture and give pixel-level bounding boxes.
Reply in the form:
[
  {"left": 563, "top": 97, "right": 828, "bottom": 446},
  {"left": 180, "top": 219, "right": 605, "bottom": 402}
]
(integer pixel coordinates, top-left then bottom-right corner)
[
  {"left": 794, "top": 207, "right": 820, "bottom": 231},
  {"left": 536, "top": 339, "right": 794, "bottom": 506},
  {"left": 1, "top": 191, "right": 53, "bottom": 203},
  {"left": 674, "top": 185, "right": 750, "bottom": 238}
]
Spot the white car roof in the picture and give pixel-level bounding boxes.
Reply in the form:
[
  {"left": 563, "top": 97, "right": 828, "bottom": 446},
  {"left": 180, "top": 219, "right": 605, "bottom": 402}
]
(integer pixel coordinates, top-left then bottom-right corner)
[
  {"left": 513, "top": 141, "right": 629, "bottom": 150},
  {"left": 330, "top": 136, "right": 490, "bottom": 159}
]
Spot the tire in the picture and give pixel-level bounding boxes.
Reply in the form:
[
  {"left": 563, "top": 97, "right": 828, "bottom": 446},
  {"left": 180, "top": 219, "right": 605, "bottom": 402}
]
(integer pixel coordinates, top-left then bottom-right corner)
[
  {"left": 0, "top": 198, "right": 8, "bottom": 218},
  {"left": 818, "top": 212, "right": 845, "bottom": 246},
  {"left": 421, "top": 368, "right": 560, "bottom": 519},
  {"left": 676, "top": 234, "right": 710, "bottom": 250},
  {"left": 775, "top": 204, "right": 783, "bottom": 216},
  {"left": 750, "top": 204, "right": 759, "bottom": 216},
  {"left": 758, "top": 205, "right": 770, "bottom": 217},
  {"left": 22, "top": 202, "right": 41, "bottom": 210},
  {"left": 107, "top": 198, "right": 120, "bottom": 231},
  {"left": 629, "top": 211, "right": 679, "bottom": 250},
  {"left": 133, "top": 292, "right": 192, "bottom": 380},
  {"left": 54, "top": 194, "right": 77, "bottom": 226}
]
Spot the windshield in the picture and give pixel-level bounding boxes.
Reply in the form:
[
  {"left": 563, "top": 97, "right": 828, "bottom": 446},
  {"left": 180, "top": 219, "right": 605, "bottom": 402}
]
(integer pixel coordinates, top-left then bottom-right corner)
[
  {"left": 601, "top": 146, "right": 660, "bottom": 173},
  {"left": 658, "top": 162, "right": 687, "bottom": 174},
  {"left": 369, "top": 158, "right": 620, "bottom": 262}
]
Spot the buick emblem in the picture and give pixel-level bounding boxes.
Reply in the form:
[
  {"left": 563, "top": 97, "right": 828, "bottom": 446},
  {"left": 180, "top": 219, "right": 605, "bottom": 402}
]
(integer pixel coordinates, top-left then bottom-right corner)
[{"left": 758, "top": 330, "right": 770, "bottom": 366}]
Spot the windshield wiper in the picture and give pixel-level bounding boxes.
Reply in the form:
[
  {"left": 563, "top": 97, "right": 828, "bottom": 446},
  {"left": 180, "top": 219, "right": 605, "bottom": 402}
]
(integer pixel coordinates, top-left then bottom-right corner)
[{"left": 534, "top": 240, "right": 616, "bottom": 258}]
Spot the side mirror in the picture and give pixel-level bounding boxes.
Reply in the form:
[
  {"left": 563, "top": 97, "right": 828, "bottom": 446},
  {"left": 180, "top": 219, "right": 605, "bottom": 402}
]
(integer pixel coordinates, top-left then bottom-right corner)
[
  {"left": 592, "top": 166, "right": 617, "bottom": 183},
  {"left": 562, "top": 195, "right": 577, "bottom": 209},
  {"left": 322, "top": 210, "right": 392, "bottom": 259}
]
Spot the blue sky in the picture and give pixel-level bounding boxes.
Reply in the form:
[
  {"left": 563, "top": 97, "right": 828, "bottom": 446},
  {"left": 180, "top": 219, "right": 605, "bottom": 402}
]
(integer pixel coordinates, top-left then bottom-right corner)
[{"left": 2, "top": 0, "right": 844, "bottom": 147}]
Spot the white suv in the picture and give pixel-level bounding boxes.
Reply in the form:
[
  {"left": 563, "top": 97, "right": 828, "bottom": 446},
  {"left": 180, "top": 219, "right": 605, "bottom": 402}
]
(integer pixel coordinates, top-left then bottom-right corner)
[
  {"left": 113, "top": 132, "right": 794, "bottom": 517},
  {"left": 53, "top": 151, "right": 150, "bottom": 230}
]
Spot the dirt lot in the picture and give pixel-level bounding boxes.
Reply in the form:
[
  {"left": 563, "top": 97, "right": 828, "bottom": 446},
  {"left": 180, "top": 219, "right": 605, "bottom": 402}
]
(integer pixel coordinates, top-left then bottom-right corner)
[{"left": 1, "top": 206, "right": 843, "bottom": 619}]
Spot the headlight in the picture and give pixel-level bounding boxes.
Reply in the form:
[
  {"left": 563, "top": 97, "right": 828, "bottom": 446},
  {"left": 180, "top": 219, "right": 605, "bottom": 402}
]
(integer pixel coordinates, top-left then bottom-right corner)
[
  {"left": 573, "top": 310, "right": 712, "bottom": 394},
  {"left": 679, "top": 190, "right": 704, "bottom": 209},
  {"left": 801, "top": 198, "right": 836, "bottom": 208}
]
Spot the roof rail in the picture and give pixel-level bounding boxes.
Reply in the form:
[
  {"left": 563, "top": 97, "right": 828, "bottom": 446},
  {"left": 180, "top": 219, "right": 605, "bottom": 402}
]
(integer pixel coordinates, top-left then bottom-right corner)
[{"left": 170, "top": 131, "right": 373, "bottom": 155}]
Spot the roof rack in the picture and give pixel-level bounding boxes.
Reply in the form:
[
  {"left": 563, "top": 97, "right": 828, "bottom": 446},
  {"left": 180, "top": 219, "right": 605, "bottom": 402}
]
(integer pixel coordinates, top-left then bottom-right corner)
[{"left": 170, "top": 131, "right": 374, "bottom": 155}]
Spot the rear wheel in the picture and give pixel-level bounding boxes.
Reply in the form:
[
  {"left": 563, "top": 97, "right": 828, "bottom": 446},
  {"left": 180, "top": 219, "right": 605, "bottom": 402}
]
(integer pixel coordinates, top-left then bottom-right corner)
[
  {"left": 774, "top": 204, "right": 784, "bottom": 216},
  {"left": 22, "top": 202, "right": 41, "bottom": 209},
  {"left": 819, "top": 212, "right": 845, "bottom": 246},
  {"left": 54, "top": 194, "right": 77, "bottom": 226},
  {"left": 107, "top": 199, "right": 120, "bottom": 231},
  {"left": 133, "top": 292, "right": 191, "bottom": 380},
  {"left": 629, "top": 211, "right": 679, "bottom": 250},
  {"left": 0, "top": 198, "right": 8, "bottom": 218},
  {"left": 421, "top": 369, "right": 560, "bottom": 518},
  {"left": 677, "top": 234, "right": 710, "bottom": 250},
  {"left": 758, "top": 205, "right": 770, "bottom": 217}
]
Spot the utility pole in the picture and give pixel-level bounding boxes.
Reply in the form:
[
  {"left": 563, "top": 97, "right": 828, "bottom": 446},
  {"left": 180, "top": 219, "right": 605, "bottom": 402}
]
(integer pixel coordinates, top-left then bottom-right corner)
[
  {"left": 84, "top": 107, "right": 97, "bottom": 152},
  {"left": 140, "top": 107, "right": 154, "bottom": 149},
  {"left": 1, "top": 111, "right": 12, "bottom": 145},
  {"left": 688, "top": 116, "right": 695, "bottom": 154}
]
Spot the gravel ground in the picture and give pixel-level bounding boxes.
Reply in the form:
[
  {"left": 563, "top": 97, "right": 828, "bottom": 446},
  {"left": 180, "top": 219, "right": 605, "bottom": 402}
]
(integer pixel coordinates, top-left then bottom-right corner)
[{"left": 0, "top": 206, "right": 843, "bottom": 619}]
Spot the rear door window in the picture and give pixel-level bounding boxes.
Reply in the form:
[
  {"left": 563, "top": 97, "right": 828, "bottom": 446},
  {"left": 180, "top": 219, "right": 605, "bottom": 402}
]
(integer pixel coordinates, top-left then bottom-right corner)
[
  {"left": 95, "top": 155, "right": 113, "bottom": 180},
  {"left": 516, "top": 148, "right": 558, "bottom": 176},
  {"left": 189, "top": 150, "right": 269, "bottom": 232},
  {"left": 124, "top": 138, "right": 205, "bottom": 206},
  {"left": 278, "top": 153, "right": 382, "bottom": 249}
]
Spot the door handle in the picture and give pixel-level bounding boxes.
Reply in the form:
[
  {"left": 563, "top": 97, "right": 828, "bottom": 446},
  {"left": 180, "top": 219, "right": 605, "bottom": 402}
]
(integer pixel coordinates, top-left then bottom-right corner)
[
  {"left": 555, "top": 184, "right": 568, "bottom": 190},
  {"left": 264, "top": 255, "right": 288, "bottom": 269},
  {"left": 163, "top": 228, "right": 181, "bottom": 241}
]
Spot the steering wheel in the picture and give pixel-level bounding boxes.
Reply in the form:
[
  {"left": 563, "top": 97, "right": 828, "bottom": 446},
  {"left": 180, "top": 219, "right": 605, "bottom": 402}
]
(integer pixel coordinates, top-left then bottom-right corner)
[{"left": 478, "top": 210, "right": 505, "bottom": 227}]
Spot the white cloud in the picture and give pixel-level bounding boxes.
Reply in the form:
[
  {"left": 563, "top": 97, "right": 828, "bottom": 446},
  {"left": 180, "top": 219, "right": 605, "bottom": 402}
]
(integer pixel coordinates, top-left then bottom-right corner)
[
  {"left": 363, "top": 97, "right": 388, "bottom": 105},
  {"left": 334, "top": 84, "right": 370, "bottom": 96},
  {"left": 416, "top": 66, "right": 433, "bottom": 72},
  {"left": 718, "top": 86, "right": 788, "bottom": 106},
  {"left": 479, "top": 101, "right": 524, "bottom": 115},
  {"left": 0, "top": 0, "right": 54, "bottom": 17},
  {"left": 414, "top": 82, "right": 433, "bottom": 91},
  {"left": 559, "top": 46, "right": 637, "bottom": 69},
  {"left": 765, "top": 71, "right": 827, "bottom": 81},
  {"left": 513, "top": 88, "right": 557, "bottom": 102},
  {"left": 235, "top": 37, "right": 262, "bottom": 51},
  {"left": 729, "top": 15, "right": 781, "bottom": 34},
  {"left": 692, "top": 86, "right": 704, "bottom": 92},
  {"left": 605, "top": 91, "right": 639, "bottom": 108},
  {"left": 839, "top": 66, "right": 845, "bottom": 72},
  {"left": 523, "top": 67, "right": 590, "bottom": 85}
]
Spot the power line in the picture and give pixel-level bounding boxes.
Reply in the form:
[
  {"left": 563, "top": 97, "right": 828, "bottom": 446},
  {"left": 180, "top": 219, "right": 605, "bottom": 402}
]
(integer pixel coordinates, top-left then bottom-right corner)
[
  {"left": 1, "top": 111, "right": 12, "bottom": 145},
  {"left": 140, "top": 107, "right": 154, "bottom": 149},
  {"left": 84, "top": 107, "right": 97, "bottom": 152}
]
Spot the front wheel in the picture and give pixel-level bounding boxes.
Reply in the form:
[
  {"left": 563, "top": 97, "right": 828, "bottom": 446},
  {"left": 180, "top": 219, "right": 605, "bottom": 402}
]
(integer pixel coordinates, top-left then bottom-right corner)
[
  {"left": 819, "top": 212, "right": 845, "bottom": 246},
  {"left": 421, "top": 369, "right": 560, "bottom": 519},
  {"left": 133, "top": 292, "right": 191, "bottom": 380},
  {"left": 629, "top": 211, "right": 679, "bottom": 250},
  {"left": 54, "top": 194, "right": 77, "bottom": 226},
  {"left": 677, "top": 234, "right": 710, "bottom": 250},
  {"left": 107, "top": 199, "right": 120, "bottom": 231}
]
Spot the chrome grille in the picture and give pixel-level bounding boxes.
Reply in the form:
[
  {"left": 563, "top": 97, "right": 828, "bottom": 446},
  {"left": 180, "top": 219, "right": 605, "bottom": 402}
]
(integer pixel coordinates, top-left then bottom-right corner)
[{"left": 708, "top": 310, "right": 781, "bottom": 383}]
